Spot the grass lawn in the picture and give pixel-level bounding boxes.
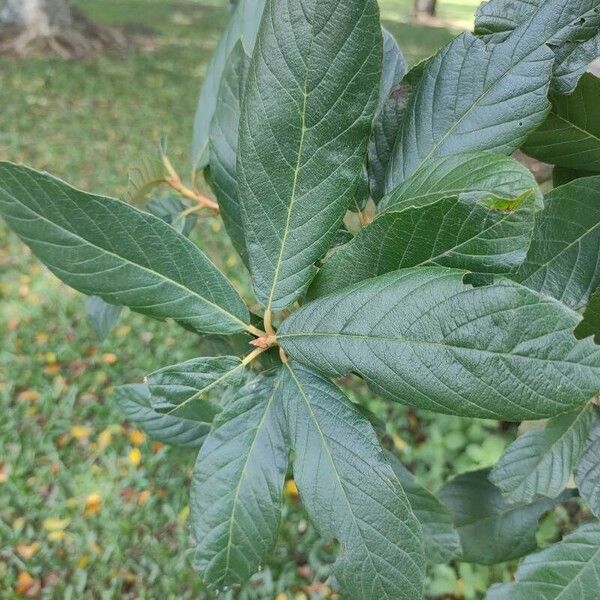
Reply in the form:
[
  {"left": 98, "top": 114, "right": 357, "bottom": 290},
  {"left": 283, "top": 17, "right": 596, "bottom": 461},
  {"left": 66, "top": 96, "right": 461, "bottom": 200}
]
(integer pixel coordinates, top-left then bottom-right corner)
[{"left": 0, "top": 1, "right": 568, "bottom": 598}]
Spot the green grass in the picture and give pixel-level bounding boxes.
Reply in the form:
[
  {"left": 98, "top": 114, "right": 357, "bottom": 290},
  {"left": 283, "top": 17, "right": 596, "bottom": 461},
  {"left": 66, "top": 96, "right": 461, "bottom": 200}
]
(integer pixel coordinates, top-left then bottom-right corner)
[{"left": 0, "top": 1, "right": 568, "bottom": 598}]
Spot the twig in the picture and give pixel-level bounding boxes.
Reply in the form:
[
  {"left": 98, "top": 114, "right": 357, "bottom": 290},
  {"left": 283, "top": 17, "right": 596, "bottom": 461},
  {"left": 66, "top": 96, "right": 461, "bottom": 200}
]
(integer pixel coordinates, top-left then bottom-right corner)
[{"left": 162, "top": 155, "right": 219, "bottom": 212}]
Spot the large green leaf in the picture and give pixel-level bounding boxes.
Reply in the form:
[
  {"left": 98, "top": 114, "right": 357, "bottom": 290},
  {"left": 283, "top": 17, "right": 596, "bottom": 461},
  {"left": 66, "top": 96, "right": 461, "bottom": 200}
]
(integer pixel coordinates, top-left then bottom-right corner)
[
  {"left": 438, "top": 469, "right": 564, "bottom": 565},
  {"left": 379, "top": 152, "right": 542, "bottom": 212},
  {"left": 209, "top": 42, "right": 250, "bottom": 265},
  {"left": 191, "top": 0, "right": 266, "bottom": 170},
  {"left": 368, "top": 62, "right": 426, "bottom": 203},
  {"left": 281, "top": 363, "right": 425, "bottom": 600},
  {"left": 238, "top": 0, "right": 382, "bottom": 310},
  {"left": 279, "top": 267, "right": 600, "bottom": 420},
  {"left": 577, "top": 287, "right": 600, "bottom": 343},
  {"left": 576, "top": 419, "right": 600, "bottom": 517},
  {"left": 486, "top": 521, "right": 600, "bottom": 599},
  {"left": 0, "top": 163, "right": 249, "bottom": 334},
  {"left": 191, "top": 372, "right": 288, "bottom": 589},
  {"left": 113, "top": 384, "right": 210, "bottom": 448},
  {"left": 146, "top": 356, "right": 244, "bottom": 417},
  {"left": 385, "top": 11, "right": 558, "bottom": 189},
  {"left": 309, "top": 190, "right": 535, "bottom": 299},
  {"left": 522, "top": 74, "right": 600, "bottom": 172},
  {"left": 515, "top": 176, "right": 600, "bottom": 310},
  {"left": 475, "top": 0, "right": 600, "bottom": 94},
  {"left": 490, "top": 403, "right": 599, "bottom": 504},
  {"left": 387, "top": 453, "right": 461, "bottom": 565}
]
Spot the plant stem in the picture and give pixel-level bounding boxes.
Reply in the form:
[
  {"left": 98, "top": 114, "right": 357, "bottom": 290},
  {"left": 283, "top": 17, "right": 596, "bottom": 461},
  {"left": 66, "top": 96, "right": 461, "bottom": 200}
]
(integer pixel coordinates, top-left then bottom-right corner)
[
  {"left": 162, "top": 155, "right": 219, "bottom": 212},
  {"left": 242, "top": 346, "right": 268, "bottom": 366},
  {"left": 246, "top": 323, "right": 267, "bottom": 338}
]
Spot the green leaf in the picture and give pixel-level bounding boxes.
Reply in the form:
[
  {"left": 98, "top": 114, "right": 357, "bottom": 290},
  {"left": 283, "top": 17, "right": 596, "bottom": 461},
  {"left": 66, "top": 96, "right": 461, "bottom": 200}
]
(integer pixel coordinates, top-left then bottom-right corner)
[
  {"left": 113, "top": 384, "right": 210, "bottom": 448},
  {"left": 576, "top": 418, "right": 600, "bottom": 517},
  {"left": 85, "top": 296, "right": 123, "bottom": 342},
  {"left": 378, "top": 28, "right": 406, "bottom": 113},
  {"left": 238, "top": 0, "right": 383, "bottom": 310},
  {"left": 209, "top": 41, "right": 251, "bottom": 265},
  {"left": 576, "top": 286, "right": 600, "bottom": 343},
  {"left": 281, "top": 363, "right": 425, "bottom": 600},
  {"left": 145, "top": 196, "right": 197, "bottom": 237},
  {"left": 474, "top": 0, "right": 600, "bottom": 94},
  {"left": 125, "top": 154, "right": 165, "bottom": 204},
  {"left": 191, "top": 371, "right": 288, "bottom": 589},
  {"left": 387, "top": 453, "right": 461, "bottom": 565},
  {"left": 146, "top": 356, "right": 244, "bottom": 418},
  {"left": 309, "top": 190, "right": 535, "bottom": 299},
  {"left": 490, "top": 403, "right": 599, "bottom": 504},
  {"left": 0, "top": 162, "right": 249, "bottom": 334},
  {"left": 515, "top": 176, "right": 600, "bottom": 310},
  {"left": 279, "top": 267, "right": 600, "bottom": 420},
  {"left": 486, "top": 521, "right": 600, "bottom": 599},
  {"left": 368, "top": 61, "right": 426, "bottom": 203},
  {"left": 191, "top": 0, "right": 266, "bottom": 170},
  {"left": 380, "top": 152, "right": 543, "bottom": 212},
  {"left": 554, "top": 166, "right": 597, "bottom": 187},
  {"left": 522, "top": 74, "right": 600, "bottom": 172},
  {"left": 385, "top": 17, "right": 556, "bottom": 189},
  {"left": 438, "top": 469, "right": 564, "bottom": 565}
]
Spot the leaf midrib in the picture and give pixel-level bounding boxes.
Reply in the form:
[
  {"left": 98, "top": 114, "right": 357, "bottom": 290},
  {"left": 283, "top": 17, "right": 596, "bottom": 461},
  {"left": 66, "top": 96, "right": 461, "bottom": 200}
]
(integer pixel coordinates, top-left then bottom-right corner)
[{"left": 0, "top": 169, "right": 247, "bottom": 330}]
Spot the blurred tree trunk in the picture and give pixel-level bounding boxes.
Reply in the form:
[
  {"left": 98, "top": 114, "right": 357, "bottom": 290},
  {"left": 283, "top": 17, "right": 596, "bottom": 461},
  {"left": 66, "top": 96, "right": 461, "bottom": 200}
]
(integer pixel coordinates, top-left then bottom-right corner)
[
  {"left": 0, "top": 0, "right": 125, "bottom": 57},
  {"left": 414, "top": 0, "right": 438, "bottom": 17}
]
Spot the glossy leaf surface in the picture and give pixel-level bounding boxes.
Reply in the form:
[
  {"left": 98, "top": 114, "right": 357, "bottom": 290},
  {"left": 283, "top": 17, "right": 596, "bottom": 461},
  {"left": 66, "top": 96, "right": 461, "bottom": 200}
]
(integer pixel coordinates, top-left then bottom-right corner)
[
  {"left": 279, "top": 267, "right": 600, "bottom": 420},
  {"left": 191, "top": 372, "right": 288, "bottom": 589},
  {"left": 490, "top": 403, "right": 599, "bottom": 504},
  {"left": 0, "top": 163, "right": 249, "bottom": 334},
  {"left": 515, "top": 176, "right": 600, "bottom": 310},
  {"left": 238, "top": 0, "right": 382, "bottom": 309},
  {"left": 85, "top": 296, "right": 123, "bottom": 342},
  {"left": 281, "top": 363, "right": 425, "bottom": 600}
]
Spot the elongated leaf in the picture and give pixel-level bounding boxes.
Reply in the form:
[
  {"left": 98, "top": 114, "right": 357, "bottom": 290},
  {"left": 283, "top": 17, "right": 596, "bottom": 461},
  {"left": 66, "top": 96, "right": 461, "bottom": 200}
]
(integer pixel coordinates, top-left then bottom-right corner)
[
  {"left": 576, "top": 419, "right": 600, "bottom": 517},
  {"left": 191, "top": 0, "right": 266, "bottom": 170},
  {"left": 378, "top": 29, "right": 406, "bottom": 113},
  {"left": 279, "top": 267, "right": 600, "bottom": 420},
  {"left": 576, "top": 287, "right": 600, "bottom": 343},
  {"left": 475, "top": 0, "right": 600, "bottom": 94},
  {"left": 486, "top": 521, "right": 600, "bottom": 599},
  {"left": 85, "top": 296, "right": 123, "bottom": 342},
  {"left": 368, "top": 63, "right": 423, "bottom": 202},
  {"left": 0, "top": 163, "right": 249, "bottom": 334},
  {"left": 385, "top": 22, "right": 555, "bottom": 189},
  {"left": 113, "top": 384, "right": 210, "bottom": 448},
  {"left": 146, "top": 356, "right": 244, "bottom": 418},
  {"left": 387, "top": 454, "right": 461, "bottom": 564},
  {"left": 523, "top": 74, "right": 600, "bottom": 172},
  {"left": 238, "top": 0, "right": 382, "bottom": 310},
  {"left": 515, "top": 176, "right": 600, "bottom": 310},
  {"left": 209, "top": 42, "right": 250, "bottom": 265},
  {"left": 554, "top": 166, "right": 597, "bottom": 187},
  {"left": 191, "top": 372, "right": 288, "bottom": 589},
  {"left": 309, "top": 191, "right": 535, "bottom": 298},
  {"left": 281, "top": 363, "right": 425, "bottom": 600},
  {"left": 490, "top": 403, "right": 599, "bottom": 504},
  {"left": 438, "top": 469, "right": 563, "bottom": 565},
  {"left": 379, "top": 152, "right": 542, "bottom": 212}
]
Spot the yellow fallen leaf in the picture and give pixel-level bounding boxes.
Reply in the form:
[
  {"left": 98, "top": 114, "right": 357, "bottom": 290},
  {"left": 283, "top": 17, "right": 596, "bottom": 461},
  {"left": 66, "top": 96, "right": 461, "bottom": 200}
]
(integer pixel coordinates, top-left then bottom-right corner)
[
  {"left": 392, "top": 433, "right": 407, "bottom": 451},
  {"left": 102, "top": 353, "right": 118, "bottom": 365},
  {"left": 43, "top": 517, "right": 70, "bottom": 531},
  {"left": 35, "top": 332, "right": 49, "bottom": 345},
  {"left": 15, "top": 571, "right": 35, "bottom": 595},
  {"left": 115, "top": 325, "right": 131, "bottom": 337},
  {"left": 16, "top": 542, "right": 40, "bottom": 560},
  {"left": 275, "top": 594, "right": 288, "bottom": 600},
  {"left": 44, "top": 352, "right": 57, "bottom": 364},
  {"left": 97, "top": 428, "right": 112, "bottom": 451},
  {"left": 129, "top": 448, "right": 142, "bottom": 467},
  {"left": 285, "top": 479, "right": 299, "bottom": 498},
  {"left": 129, "top": 429, "right": 145, "bottom": 446},
  {"left": 178, "top": 505, "right": 189, "bottom": 523},
  {"left": 78, "top": 554, "right": 91, "bottom": 569},
  {"left": 17, "top": 390, "right": 40, "bottom": 402},
  {"left": 47, "top": 530, "right": 66, "bottom": 542},
  {"left": 138, "top": 490, "right": 151, "bottom": 505},
  {"left": 84, "top": 492, "right": 102, "bottom": 517},
  {"left": 70, "top": 425, "right": 91, "bottom": 441}
]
